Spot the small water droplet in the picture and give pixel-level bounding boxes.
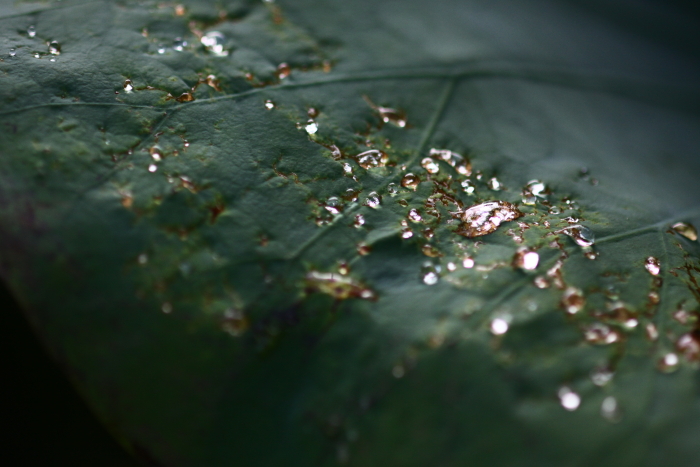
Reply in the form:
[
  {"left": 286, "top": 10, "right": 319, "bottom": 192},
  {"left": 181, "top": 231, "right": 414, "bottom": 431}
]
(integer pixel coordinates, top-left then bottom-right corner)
[
  {"left": 421, "top": 244, "right": 440, "bottom": 257},
  {"left": 157, "top": 45, "right": 166, "bottom": 54},
  {"left": 174, "top": 4, "right": 186, "bottom": 15},
  {"left": 421, "top": 157, "right": 440, "bottom": 174},
  {"left": 354, "top": 214, "right": 365, "bottom": 228},
  {"left": 462, "top": 257, "right": 475, "bottom": 269},
  {"left": 33, "top": 52, "right": 40, "bottom": 59},
  {"left": 591, "top": 367, "right": 614, "bottom": 386},
  {"left": 150, "top": 145, "right": 162, "bottom": 161},
  {"left": 175, "top": 92, "right": 194, "bottom": 102},
  {"left": 408, "top": 209, "right": 423, "bottom": 223},
  {"left": 487, "top": 177, "right": 502, "bottom": 191},
  {"left": 658, "top": 352, "right": 679, "bottom": 373},
  {"left": 401, "top": 229, "right": 413, "bottom": 239},
  {"left": 148, "top": 164, "right": 158, "bottom": 173},
  {"left": 446, "top": 262, "right": 457, "bottom": 272},
  {"left": 161, "top": 302, "right": 173, "bottom": 314},
  {"left": 392, "top": 364, "right": 405, "bottom": 378},
  {"left": 123, "top": 79, "right": 133, "bottom": 93},
  {"left": 342, "top": 163, "right": 353, "bottom": 175},
  {"left": 356, "top": 150, "right": 388, "bottom": 169},
  {"left": 357, "top": 243, "right": 371, "bottom": 255},
  {"left": 201, "top": 31, "right": 228, "bottom": 56},
  {"left": 457, "top": 201, "right": 523, "bottom": 238},
  {"left": 676, "top": 331, "right": 700, "bottom": 361},
  {"left": 205, "top": 74, "right": 221, "bottom": 90},
  {"left": 364, "top": 192, "right": 381, "bottom": 209},
  {"left": 305, "top": 120, "right": 318, "bottom": 135},
  {"left": 558, "top": 386, "right": 581, "bottom": 411},
  {"left": 583, "top": 322, "right": 620, "bottom": 345},
  {"left": 276, "top": 62, "right": 291, "bottom": 79},
  {"left": 401, "top": 173, "right": 420, "bottom": 190},
  {"left": 644, "top": 256, "right": 661, "bottom": 276},
  {"left": 513, "top": 248, "right": 539, "bottom": 271},
  {"left": 490, "top": 317, "right": 509, "bottom": 335},
  {"left": 561, "top": 286, "right": 585, "bottom": 314},
  {"left": 646, "top": 322, "right": 659, "bottom": 341},
  {"left": 173, "top": 37, "right": 187, "bottom": 51},
  {"left": 222, "top": 308, "right": 248, "bottom": 336},
  {"left": 27, "top": 25, "right": 36, "bottom": 38},
  {"left": 138, "top": 253, "right": 148, "bottom": 264},
  {"left": 264, "top": 99, "right": 275, "bottom": 110},
  {"left": 559, "top": 225, "right": 595, "bottom": 247},
  {"left": 671, "top": 222, "right": 698, "bottom": 241},
  {"left": 549, "top": 206, "right": 561, "bottom": 215},
  {"left": 460, "top": 179, "right": 475, "bottom": 195},
  {"left": 9, "top": 48, "right": 16, "bottom": 57},
  {"left": 533, "top": 276, "right": 550, "bottom": 289},
  {"left": 521, "top": 180, "right": 549, "bottom": 205},
  {"left": 429, "top": 149, "right": 471, "bottom": 176},
  {"left": 387, "top": 183, "right": 398, "bottom": 195},
  {"left": 601, "top": 396, "right": 622, "bottom": 423},
  {"left": 422, "top": 271, "right": 439, "bottom": 285}
]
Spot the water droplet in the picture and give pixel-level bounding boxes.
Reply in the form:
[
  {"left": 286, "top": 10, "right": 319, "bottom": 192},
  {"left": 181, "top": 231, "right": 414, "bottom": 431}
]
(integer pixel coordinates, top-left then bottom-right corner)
[
  {"left": 644, "top": 256, "right": 661, "bottom": 276},
  {"left": 150, "top": 145, "right": 162, "bottom": 161},
  {"left": 559, "top": 225, "right": 595, "bottom": 247},
  {"left": 264, "top": 99, "right": 275, "bottom": 110},
  {"left": 646, "top": 322, "right": 659, "bottom": 341},
  {"left": 558, "top": 387, "right": 581, "bottom": 411},
  {"left": 549, "top": 206, "right": 561, "bottom": 215},
  {"left": 174, "top": 4, "right": 186, "bottom": 15},
  {"left": 363, "top": 192, "right": 381, "bottom": 209},
  {"left": 429, "top": 149, "right": 471, "bottom": 176},
  {"left": 357, "top": 243, "right": 371, "bottom": 255},
  {"left": 422, "top": 271, "right": 439, "bottom": 285},
  {"left": 676, "top": 331, "right": 700, "bottom": 361},
  {"left": 356, "top": 150, "right": 388, "bottom": 169},
  {"left": 490, "top": 317, "right": 509, "bottom": 335},
  {"left": 306, "top": 271, "right": 375, "bottom": 300},
  {"left": 421, "top": 244, "right": 441, "bottom": 257},
  {"left": 591, "top": 367, "right": 614, "bottom": 386},
  {"left": 658, "top": 352, "right": 679, "bottom": 373},
  {"left": 421, "top": 157, "right": 440, "bottom": 174},
  {"left": 46, "top": 40, "right": 61, "bottom": 55},
  {"left": 161, "top": 302, "right": 173, "bottom": 314},
  {"left": 201, "top": 31, "right": 228, "bottom": 56},
  {"left": 601, "top": 396, "right": 622, "bottom": 423},
  {"left": 276, "top": 62, "right": 291, "bottom": 79},
  {"left": 583, "top": 323, "right": 620, "bottom": 345},
  {"left": 521, "top": 180, "right": 549, "bottom": 205},
  {"left": 173, "top": 37, "right": 187, "bottom": 51},
  {"left": 487, "top": 177, "right": 502, "bottom": 191},
  {"left": 408, "top": 209, "right": 423, "bottom": 223},
  {"left": 392, "top": 364, "right": 405, "bottom": 378},
  {"left": 123, "top": 79, "right": 133, "bottom": 93},
  {"left": 401, "top": 173, "right": 420, "bottom": 190},
  {"left": 534, "top": 276, "right": 550, "bottom": 289},
  {"left": 462, "top": 257, "right": 475, "bottom": 269},
  {"left": 349, "top": 214, "right": 364, "bottom": 229},
  {"left": 175, "top": 92, "right": 194, "bottom": 102},
  {"left": 446, "top": 262, "right": 457, "bottom": 272},
  {"left": 205, "top": 74, "right": 221, "bottom": 91},
  {"left": 422, "top": 228, "right": 434, "bottom": 239},
  {"left": 386, "top": 183, "right": 399, "bottom": 196},
  {"left": 137, "top": 253, "right": 148, "bottom": 265},
  {"left": 401, "top": 229, "right": 413, "bottom": 239},
  {"left": 561, "top": 286, "right": 585, "bottom": 314},
  {"left": 33, "top": 52, "right": 40, "bottom": 59},
  {"left": 671, "top": 222, "right": 698, "bottom": 241},
  {"left": 457, "top": 201, "right": 523, "bottom": 238},
  {"left": 513, "top": 248, "right": 539, "bottom": 271},
  {"left": 222, "top": 308, "right": 248, "bottom": 336},
  {"left": 148, "top": 164, "right": 158, "bottom": 173},
  {"left": 461, "top": 179, "right": 475, "bottom": 195},
  {"left": 27, "top": 25, "right": 36, "bottom": 38},
  {"left": 9, "top": 48, "right": 16, "bottom": 57},
  {"left": 157, "top": 45, "right": 166, "bottom": 54},
  {"left": 305, "top": 121, "right": 318, "bottom": 135}
]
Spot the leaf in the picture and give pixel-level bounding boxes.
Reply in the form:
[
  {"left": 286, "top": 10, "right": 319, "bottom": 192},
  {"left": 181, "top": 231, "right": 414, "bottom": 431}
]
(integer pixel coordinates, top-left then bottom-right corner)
[{"left": 1, "top": 0, "right": 700, "bottom": 466}]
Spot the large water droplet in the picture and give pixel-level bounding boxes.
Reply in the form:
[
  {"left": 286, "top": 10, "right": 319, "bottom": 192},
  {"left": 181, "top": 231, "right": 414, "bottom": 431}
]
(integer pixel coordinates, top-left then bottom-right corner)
[
  {"left": 401, "top": 173, "right": 420, "bottom": 190},
  {"left": 364, "top": 192, "right": 381, "bottom": 209},
  {"left": 644, "top": 256, "right": 661, "bottom": 276},
  {"left": 457, "top": 201, "right": 523, "bottom": 238},
  {"left": 671, "top": 222, "right": 698, "bottom": 241},
  {"left": 558, "top": 387, "right": 581, "bottom": 411},
  {"left": 356, "top": 150, "right": 388, "bottom": 169},
  {"left": 200, "top": 31, "right": 228, "bottom": 56}
]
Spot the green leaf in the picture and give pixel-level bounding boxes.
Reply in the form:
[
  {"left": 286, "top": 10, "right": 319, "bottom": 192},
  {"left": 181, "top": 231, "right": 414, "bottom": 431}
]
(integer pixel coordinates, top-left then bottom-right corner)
[{"left": 1, "top": 0, "right": 700, "bottom": 465}]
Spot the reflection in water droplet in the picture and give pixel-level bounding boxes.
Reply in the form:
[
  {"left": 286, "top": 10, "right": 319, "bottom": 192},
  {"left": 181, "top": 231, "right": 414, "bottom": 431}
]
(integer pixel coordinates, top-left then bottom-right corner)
[
  {"left": 558, "top": 387, "right": 581, "bottom": 411},
  {"left": 560, "top": 225, "right": 595, "bottom": 247},
  {"left": 354, "top": 214, "right": 365, "bottom": 228},
  {"left": 462, "top": 257, "right": 475, "bottom": 269},
  {"left": 356, "top": 150, "right": 388, "bottom": 169},
  {"left": 138, "top": 253, "right": 148, "bottom": 265},
  {"left": 583, "top": 323, "right": 620, "bottom": 345},
  {"left": 201, "top": 31, "right": 228, "bottom": 56},
  {"left": 671, "top": 222, "right": 698, "bottom": 241},
  {"left": 457, "top": 201, "right": 523, "bottom": 238},
  {"left": 27, "top": 26, "right": 36, "bottom": 38},
  {"left": 364, "top": 192, "right": 381, "bottom": 209},
  {"left": 123, "top": 79, "right": 133, "bottom": 93},
  {"left": 264, "top": 99, "right": 275, "bottom": 110},
  {"left": 173, "top": 37, "right": 187, "bottom": 51},
  {"left": 421, "top": 157, "right": 440, "bottom": 174},
  {"left": 591, "top": 367, "right": 614, "bottom": 386},
  {"left": 48, "top": 40, "right": 61, "bottom": 55},
  {"left": 408, "top": 209, "right": 422, "bottom": 223},
  {"left": 513, "top": 248, "right": 539, "bottom": 271},
  {"left": 601, "top": 396, "right": 622, "bottom": 423},
  {"left": 561, "top": 286, "right": 585, "bottom": 314},
  {"left": 461, "top": 179, "right": 475, "bottom": 195},
  {"left": 490, "top": 317, "right": 509, "bottom": 335},
  {"left": 429, "top": 149, "right": 471, "bottom": 176},
  {"left": 161, "top": 302, "right": 173, "bottom": 314},
  {"left": 658, "top": 352, "right": 679, "bottom": 372},
  {"left": 148, "top": 164, "right": 158, "bottom": 173},
  {"left": 677, "top": 332, "right": 700, "bottom": 361},
  {"left": 305, "top": 121, "right": 318, "bottom": 135},
  {"left": 487, "top": 177, "right": 502, "bottom": 191},
  {"left": 645, "top": 256, "right": 661, "bottom": 276},
  {"left": 401, "top": 173, "right": 420, "bottom": 190}
]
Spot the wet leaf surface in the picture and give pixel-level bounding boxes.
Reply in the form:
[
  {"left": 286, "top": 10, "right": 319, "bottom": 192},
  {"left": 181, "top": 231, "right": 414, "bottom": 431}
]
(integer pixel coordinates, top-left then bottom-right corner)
[{"left": 1, "top": 1, "right": 700, "bottom": 466}]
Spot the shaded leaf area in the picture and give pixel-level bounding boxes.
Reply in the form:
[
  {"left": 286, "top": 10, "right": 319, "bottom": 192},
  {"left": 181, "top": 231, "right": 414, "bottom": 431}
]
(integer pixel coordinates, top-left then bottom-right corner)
[{"left": 1, "top": 0, "right": 700, "bottom": 466}]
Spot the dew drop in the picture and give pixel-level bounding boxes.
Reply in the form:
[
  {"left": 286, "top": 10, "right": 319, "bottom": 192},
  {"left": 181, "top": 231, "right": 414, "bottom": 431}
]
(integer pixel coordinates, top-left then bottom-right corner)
[
  {"left": 148, "top": 164, "right": 158, "bottom": 173},
  {"left": 559, "top": 225, "right": 595, "bottom": 247},
  {"left": 350, "top": 213, "right": 364, "bottom": 229},
  {"left": 446, "top": 262, "right": 457, "bottom": 272},
  {"left": 173, "top": 37, "right": 187, "bottom": 51},
  {"left": 357, "top": 243, "right": 371, "bottom": 255},
  {"left": 461, "top": 179, "right": 475, "bottom": 195},
  {"left": 123, "top": 79, "right": 133, "bottom": 93},
  {"left": 658, "top": 352, "right": 679, "bottom": 373},
  {"left": 676, "top": 331, "right": 700, "bottom": 361},
  {"left": 487, "top": 177, "right": 502, "bottom": 191},
  {"left": 364, "top": 192, "right": 381, "bottom": 209},
  {"left": 386, "top": 183, "right": 398, "bottom": 196},
  {"left": 48, "top": 40, "right": 61, "bottom": 55},
  {"left": 343, "top": 163, "right": 353, "bottom": 175},
  {"left": 533, "top": 276, "right": 550, "bottom": 289},
  {"left": 276, "top": 62, "right": 291, "bottom": 79},
  {"left": 457, "top": 201, "right": 523, "bottom": 238},
  {"left": 137, "top": 253, "right": 148, "bottom": 264},
  {"left": 150, "top": 145, "right": 162, "bottom": 161},
  {"left": 356, "top": 150, "right": 388, "bottom": 169},
  {"left": 205, "top": 74, "right": 221, "bottom": 91},
  {"left": 305, "top": 121, "right": 318, "bottom": 135},
  {"left": 549, "top": 206, "right": 561, "bottom": 215},
  {"left": 408, "top": 209, "right": 423, "bottom": 223},
  {"left": 462, "top": 257, "right": 475, "bottom": 269},
  {"left": 175, "top": 92, "right": 194, "bottom": 103},
  {"left": 558, "top": 387, "right": 581, "bottom": 411},
  {"left": 513, "top": 248, "right": 539, "bottom": 271},
  {"left": 27, "top": 25, "right": 36, "bottom": 38},
  {"left": 401, "top": 229, "right": 413, "bottom": 239},
  {"left": 9, "top": 48, "right": 16, "bottom": 57},
  {"left": 401, "top": 173, "right": 420, "bottom": 190},
  {"left": 429, "top": 149, "right": 471, "bottom": 176},
  {"left": 422, "top": 271, "right": 438, "bottom": 285},
  {"left": 561, "top": 286, "right": 585, "bottom": 314},
  {"left": 392, "top": 364, "right": 405, "bottom": 378},
  {"left": 646, "top": 322, "right": 659, "bottom": 341},
  {"left": 591, "top": 367, "right": 614, "bottom": 386},
  {"left": 201, "top": 31, "right": 228, "bottom": 56},
  {"left": 644, "top": 256, "right": 661, "bottom": 276},
  {"left": 157, "top": 46, "right": 166, "bottom": 54},
  {"left": 377, "top": 107, "right": 406, "bottom": 127},
  {"left": 421, "top": 157, "right": 440, "bottom": 174},
  {"left": 583, "top": 323, "right": 620, "bottom": 345},
  {"left": 421, "top": 244, "right": 440, "bottom": 257},
  {"left": 222, "top": 308, "right": 248, "bottom": 336},
  {"left": 601, "top": 396, "right": 622, "bottom": 423},
  {"left": 671, "top": 222, "right": 698, "bottom": 241},
  {"left": 264, "top": 99, "right": 275, "bottom": 110},
  {"left": 161, "top": 302, "right": 173, "bottom": 314},
  {"left": 521, "top": 180, "right": 549, "bottom": 205},
  {"left": 490, "top": 317, "right": 509, "bottom": 335},
  {"left": 174, "top": 4, "right": 186, "bottom": 15}
]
